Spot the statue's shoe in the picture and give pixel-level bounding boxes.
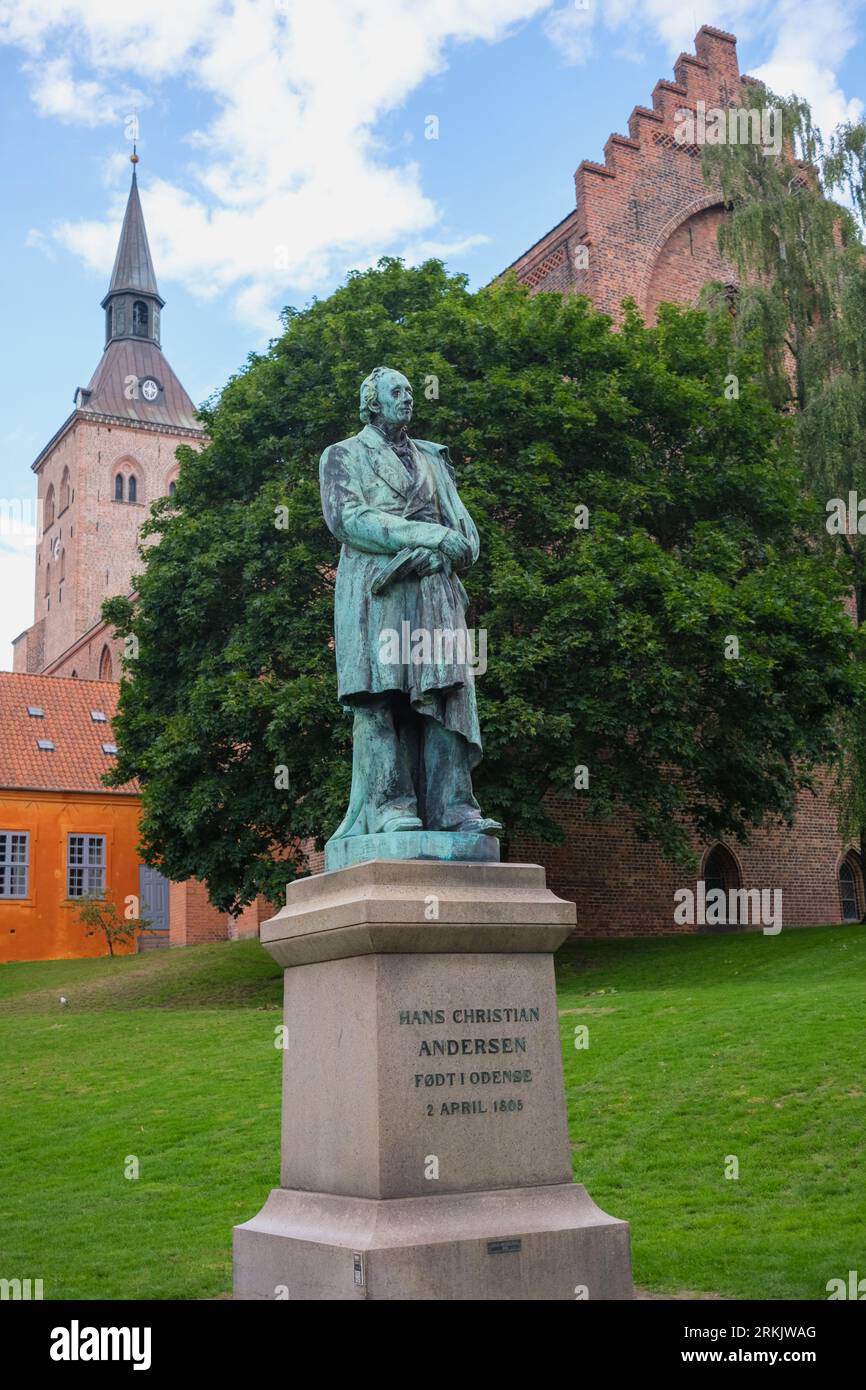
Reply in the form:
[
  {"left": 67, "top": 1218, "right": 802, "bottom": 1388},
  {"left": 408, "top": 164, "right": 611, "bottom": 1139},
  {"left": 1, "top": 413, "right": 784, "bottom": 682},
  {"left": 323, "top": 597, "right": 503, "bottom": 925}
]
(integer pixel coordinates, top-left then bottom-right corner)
[
  {"left": 453, "top": 816, "right": 502, "bottom": 835},
  {"left": 379, "top": 815, "right": 424, "bottom": 833}
]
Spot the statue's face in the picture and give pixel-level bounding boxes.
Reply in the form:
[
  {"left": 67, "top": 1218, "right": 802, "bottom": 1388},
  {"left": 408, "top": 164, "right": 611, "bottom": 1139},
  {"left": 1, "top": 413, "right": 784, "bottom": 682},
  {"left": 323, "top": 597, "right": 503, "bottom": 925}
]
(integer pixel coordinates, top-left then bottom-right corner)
[{"left": 373, "top": 370, "right": 413, "bottom": 429}]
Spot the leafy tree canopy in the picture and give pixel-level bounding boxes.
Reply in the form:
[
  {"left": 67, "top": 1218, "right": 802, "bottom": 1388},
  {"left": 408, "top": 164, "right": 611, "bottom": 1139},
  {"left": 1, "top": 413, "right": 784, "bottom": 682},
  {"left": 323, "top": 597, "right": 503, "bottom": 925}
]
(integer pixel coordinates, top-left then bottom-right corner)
[
  {"left": 702, "top": 91, "right": 866, "bottom": 854},
  {"left": 104, "top": 259, "right": 863, "bottom": 912}
]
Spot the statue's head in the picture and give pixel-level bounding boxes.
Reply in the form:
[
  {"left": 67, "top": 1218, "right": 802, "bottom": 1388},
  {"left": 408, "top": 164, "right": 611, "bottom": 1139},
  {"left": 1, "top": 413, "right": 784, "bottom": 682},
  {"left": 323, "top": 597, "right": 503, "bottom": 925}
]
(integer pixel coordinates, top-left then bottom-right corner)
[{"left": 359, "top": 367, "right": 414, "bottom": 430}]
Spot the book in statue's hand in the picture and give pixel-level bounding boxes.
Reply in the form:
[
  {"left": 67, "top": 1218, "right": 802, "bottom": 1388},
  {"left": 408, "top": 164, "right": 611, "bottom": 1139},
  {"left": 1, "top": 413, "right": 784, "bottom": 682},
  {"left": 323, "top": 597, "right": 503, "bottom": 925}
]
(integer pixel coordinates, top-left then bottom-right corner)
[{"left": 371, "top": 546, "right": 429, "bottom": 595}]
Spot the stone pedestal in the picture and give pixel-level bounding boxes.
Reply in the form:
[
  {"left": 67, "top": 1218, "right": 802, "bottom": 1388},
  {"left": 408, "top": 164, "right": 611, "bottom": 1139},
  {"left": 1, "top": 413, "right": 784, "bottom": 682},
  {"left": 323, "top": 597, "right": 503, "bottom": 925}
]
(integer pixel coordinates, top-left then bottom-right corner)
[{"left": 233, "top": 860, "right": 632, "bottom": 1300}]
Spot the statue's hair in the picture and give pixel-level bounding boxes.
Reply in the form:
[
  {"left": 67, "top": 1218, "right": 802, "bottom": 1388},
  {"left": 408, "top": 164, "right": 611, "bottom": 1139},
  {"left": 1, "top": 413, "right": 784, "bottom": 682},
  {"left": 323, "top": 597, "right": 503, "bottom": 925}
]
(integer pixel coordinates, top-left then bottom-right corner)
[{"left": 359, "top": 366, "right": 406, "bottom": 424}]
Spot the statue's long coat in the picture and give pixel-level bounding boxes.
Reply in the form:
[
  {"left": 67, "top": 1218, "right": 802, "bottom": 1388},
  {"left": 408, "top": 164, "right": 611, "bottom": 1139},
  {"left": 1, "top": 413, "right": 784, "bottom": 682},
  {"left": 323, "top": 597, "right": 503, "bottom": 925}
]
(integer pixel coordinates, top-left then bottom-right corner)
[{"left": 319, "top": 423, "right": 482, "bottom": 759}]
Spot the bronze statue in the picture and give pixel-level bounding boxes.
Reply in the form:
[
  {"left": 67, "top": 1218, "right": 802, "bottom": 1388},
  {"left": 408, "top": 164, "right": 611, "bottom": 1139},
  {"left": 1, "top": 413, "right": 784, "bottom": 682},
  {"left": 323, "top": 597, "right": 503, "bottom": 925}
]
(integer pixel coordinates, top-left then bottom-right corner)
[{"left": 320, "top": 367, "right": 501, "bottom": 855}]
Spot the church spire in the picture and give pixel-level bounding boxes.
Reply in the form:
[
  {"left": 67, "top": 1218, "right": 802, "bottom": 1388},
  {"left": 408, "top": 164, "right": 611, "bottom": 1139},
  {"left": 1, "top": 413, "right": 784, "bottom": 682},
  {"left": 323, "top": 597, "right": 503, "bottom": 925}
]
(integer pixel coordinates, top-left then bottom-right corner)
[{"left": 101, "top": 151, "right": 165, "bottom": 349}]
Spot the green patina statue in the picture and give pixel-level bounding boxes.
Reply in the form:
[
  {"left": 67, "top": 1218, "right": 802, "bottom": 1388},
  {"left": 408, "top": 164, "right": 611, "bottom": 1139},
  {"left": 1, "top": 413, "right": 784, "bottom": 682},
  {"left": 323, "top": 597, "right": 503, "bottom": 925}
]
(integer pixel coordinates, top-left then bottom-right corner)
[{"left": 320, "top": 367, "right": 501, "bottom": 868}]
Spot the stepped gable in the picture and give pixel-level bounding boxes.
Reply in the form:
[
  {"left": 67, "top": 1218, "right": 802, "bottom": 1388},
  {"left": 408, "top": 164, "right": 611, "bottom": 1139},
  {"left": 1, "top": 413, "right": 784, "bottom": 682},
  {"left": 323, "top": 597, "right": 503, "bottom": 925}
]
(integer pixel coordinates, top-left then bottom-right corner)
[{"left": 505, "top": 25, "right": 759, "bottom": 321}]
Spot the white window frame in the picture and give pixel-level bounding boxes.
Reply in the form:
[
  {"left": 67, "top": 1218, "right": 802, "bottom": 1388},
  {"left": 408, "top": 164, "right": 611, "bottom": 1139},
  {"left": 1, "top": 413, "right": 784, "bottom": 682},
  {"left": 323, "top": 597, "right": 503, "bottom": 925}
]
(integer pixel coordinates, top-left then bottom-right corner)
[
  {"left": 67, "top": 834, "right": 106, "bottom": 899},
  {"left": 0, "top": 832, "right": 30, "bottom": 899}
]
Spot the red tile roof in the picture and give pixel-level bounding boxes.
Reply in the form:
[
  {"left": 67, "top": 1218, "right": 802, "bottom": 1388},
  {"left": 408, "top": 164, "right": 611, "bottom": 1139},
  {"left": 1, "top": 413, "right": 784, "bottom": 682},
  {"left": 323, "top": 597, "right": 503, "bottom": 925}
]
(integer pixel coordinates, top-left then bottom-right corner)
[{"left": 0, "top": 673, "right": 137, "bottom": 795}]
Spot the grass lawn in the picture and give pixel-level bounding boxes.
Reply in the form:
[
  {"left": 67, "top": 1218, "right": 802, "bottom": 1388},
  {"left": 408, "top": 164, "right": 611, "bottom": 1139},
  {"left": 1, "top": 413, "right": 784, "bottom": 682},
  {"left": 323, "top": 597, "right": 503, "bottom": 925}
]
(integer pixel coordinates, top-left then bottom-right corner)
[{"left": 1, "top": 925, "right": 863, "bottom": 1300}]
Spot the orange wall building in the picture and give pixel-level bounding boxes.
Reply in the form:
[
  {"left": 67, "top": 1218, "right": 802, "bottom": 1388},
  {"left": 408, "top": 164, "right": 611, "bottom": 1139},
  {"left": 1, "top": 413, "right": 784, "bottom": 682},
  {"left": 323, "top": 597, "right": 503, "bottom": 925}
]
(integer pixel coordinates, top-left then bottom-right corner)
[
  {"left": 0, "top": 671, "right": 246, "bottom": 961},
  {"left": 0, "top": 673, "right": 144, "bottom": 963}
]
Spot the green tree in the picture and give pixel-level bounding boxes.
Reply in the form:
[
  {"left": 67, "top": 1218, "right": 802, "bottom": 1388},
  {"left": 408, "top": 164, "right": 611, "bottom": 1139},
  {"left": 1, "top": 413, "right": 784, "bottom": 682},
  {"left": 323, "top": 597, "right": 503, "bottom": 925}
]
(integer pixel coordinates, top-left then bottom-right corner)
[
  {"left": 72, "top": 894, "right": 151, "bottom": 957},
  {"left": 702, "top": 91, "right": 866, "bottom": 873},
  {"left": 104, "top": 259, "right": 863, "bottom": 912}
]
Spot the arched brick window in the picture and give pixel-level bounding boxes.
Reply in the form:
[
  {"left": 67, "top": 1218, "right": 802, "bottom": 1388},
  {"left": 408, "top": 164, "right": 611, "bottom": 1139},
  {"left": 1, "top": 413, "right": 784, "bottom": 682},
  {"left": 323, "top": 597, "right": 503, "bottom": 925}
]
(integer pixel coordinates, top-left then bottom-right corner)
[
  {"left": 839, "top": 854, "right": 862, "bottom": 922},
  {"left": 60, "top": 466, "right": 71, "bottom": 512},
  {"left": 45, "top": 485, "right": 55, "bottom": 528},
  {"left": 99, "top": 645, "right": 114, "bottom": 681},
  {"left": 128, "top": 475, "right": 138, "bottom": 504},
  {"left": 703, "top": 843, "right": 741, "bottom": 896},
  {"left": 115, "top": 474, "right": 124, "bottom": 502},
  {"left": 700, "top": 843, "right": 742, "bottom": 930}
]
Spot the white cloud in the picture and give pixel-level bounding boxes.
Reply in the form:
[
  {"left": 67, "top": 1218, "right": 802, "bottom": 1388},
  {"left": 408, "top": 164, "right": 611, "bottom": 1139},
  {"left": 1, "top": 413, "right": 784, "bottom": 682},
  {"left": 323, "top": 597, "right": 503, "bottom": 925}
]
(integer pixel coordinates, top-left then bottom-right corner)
[
  {"left": 749, "top": 0, "right": 865, "bottom": 134},
  {"left": 22, "top": 55, "right": 143, "bottom": 126},
  {"left": 25, "top": 227, "right": 54, "bottom": 258},
  {"left": 399, "top": 231, "right": 491, "bottom": 262},
  {"left": 101, "top": 150, "right": 134, "bottom": 187},
  {"left": 599, "top": 2, "right": 763, "bottom": 56},
  {"left": 2, "top": 0, "right": 551, "bottom": 332},
  {"left": 543, "top": 3, "right": 594, "bottom": 64},
  {"left": 4, "top": 0, "right": 864, "bottom": 333}
]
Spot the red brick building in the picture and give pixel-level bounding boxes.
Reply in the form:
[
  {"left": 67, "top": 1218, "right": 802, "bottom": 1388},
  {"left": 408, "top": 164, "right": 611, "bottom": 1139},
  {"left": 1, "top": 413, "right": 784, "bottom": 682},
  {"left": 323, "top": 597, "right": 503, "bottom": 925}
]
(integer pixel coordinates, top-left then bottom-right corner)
[{"left": 505, "top": 25, "right": 863, "bottom": 933}]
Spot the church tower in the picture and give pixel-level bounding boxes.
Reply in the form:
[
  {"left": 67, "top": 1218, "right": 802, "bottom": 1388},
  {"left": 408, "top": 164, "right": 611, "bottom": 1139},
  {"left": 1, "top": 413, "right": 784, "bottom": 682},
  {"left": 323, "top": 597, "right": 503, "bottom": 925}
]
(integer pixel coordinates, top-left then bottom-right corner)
[{"left": 13, "top": 153, "right": 204, "bottom": 680}]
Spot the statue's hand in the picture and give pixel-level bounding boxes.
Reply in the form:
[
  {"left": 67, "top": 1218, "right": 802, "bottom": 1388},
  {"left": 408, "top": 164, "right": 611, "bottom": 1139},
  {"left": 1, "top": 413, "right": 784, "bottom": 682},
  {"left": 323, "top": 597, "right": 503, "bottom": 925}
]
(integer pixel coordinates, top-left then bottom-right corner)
[
  {"left": 438, "top": 530, "right": 473, "bottom": 568},
  {"left": 414, "top": 550, "right": 448, "bottom": 577}
]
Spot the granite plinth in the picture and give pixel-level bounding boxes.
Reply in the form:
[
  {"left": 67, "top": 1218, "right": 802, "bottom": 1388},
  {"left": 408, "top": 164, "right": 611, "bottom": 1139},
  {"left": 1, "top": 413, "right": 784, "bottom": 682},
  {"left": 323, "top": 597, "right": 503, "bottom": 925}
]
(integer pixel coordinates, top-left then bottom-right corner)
[
  {"left": 233, "top": 860, "right": 633, "bottom": 1300},
  {"left": 234, "top": 1184, "right": 632, "bottom": 1301},
  {"left": 260, "top": 859, "right": 574, "bottom": 967}
]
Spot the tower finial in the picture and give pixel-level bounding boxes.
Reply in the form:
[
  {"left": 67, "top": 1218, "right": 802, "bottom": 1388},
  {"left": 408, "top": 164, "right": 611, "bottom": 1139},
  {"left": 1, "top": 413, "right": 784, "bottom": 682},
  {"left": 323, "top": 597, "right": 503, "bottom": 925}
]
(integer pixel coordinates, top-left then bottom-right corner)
[{"left": 130, "top": 143, "right": 139, "bottom": 167}]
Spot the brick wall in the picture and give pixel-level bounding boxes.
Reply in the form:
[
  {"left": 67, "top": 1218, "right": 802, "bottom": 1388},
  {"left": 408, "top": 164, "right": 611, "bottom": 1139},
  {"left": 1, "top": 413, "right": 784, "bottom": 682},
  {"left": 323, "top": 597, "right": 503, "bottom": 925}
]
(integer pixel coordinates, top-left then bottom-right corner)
[
  {"left": 230, "top": 894, "right": 281, "bottom": 940},
  {"left": 19, "top": 415, "right": 200, "bottom": 678},
  {"left": 510, "top": 770, "right": 855, "bottom": 936},
  {"left": 169, "top": 878, "right": 228, "bottom": 947}
]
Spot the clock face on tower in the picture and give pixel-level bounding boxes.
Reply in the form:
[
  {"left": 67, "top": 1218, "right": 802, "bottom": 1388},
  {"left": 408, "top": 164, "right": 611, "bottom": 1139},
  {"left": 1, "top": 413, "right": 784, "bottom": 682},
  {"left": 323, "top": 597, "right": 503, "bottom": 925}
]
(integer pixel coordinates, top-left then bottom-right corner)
[{"left": 141, "top": 378, "right": 159, "bottom": 402}]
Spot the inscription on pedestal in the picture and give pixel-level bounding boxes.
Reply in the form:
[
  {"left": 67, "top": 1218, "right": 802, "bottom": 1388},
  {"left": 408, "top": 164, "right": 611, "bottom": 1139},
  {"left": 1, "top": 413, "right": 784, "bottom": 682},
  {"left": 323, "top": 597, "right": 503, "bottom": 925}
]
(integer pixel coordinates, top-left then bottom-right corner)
[
  {"left": 399, "top": 1004, "right": 541, "bottom": 1118},
  {"left": 376, "top": 954, "right": 573, "bottom": 1196}
]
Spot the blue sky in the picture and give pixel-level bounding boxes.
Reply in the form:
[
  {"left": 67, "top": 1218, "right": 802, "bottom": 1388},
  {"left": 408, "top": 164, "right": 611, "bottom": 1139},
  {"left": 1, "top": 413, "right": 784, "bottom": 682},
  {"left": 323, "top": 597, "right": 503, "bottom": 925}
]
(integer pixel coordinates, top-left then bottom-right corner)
[{"left": 1, "top": 0, "right": 864, "bottom": 667}]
